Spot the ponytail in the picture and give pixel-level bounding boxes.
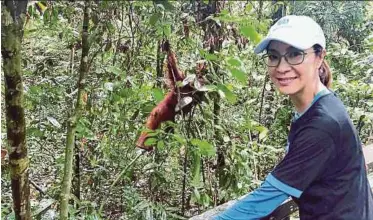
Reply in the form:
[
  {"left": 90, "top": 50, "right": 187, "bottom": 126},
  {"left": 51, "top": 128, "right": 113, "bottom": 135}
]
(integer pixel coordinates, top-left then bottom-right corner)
[
  {"left": 319, "top": 60, "right": 332, "bottom": 88},
  {"left": 313, "top": 44, "right": 332, "bottom": 88}
]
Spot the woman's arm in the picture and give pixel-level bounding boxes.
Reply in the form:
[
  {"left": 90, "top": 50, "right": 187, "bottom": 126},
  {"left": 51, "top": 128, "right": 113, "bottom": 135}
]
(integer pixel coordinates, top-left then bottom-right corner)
[{"left": 213, "top": 179, "right": 289, "bottom": 220}]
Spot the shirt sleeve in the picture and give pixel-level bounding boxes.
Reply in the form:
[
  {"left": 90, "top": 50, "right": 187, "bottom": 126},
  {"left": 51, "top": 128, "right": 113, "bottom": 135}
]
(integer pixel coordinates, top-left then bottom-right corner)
[
  {"left": 267, "top": 128, "right": 335, "bottom": 198},
  {"left": 213, "top": 180, "right": 289, "bottom": 220}
]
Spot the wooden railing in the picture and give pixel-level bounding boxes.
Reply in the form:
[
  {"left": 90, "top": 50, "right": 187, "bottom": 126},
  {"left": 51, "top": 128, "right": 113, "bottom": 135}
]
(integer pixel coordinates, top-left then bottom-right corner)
[{"left": 190, "top": 144, "right": 373, "bottom": 220}]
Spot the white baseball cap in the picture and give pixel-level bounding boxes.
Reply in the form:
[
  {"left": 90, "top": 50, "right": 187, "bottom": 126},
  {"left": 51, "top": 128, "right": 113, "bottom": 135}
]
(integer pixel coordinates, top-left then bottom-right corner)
[{"left": 254, "top": 15, "right": 326, "bottom": 54}]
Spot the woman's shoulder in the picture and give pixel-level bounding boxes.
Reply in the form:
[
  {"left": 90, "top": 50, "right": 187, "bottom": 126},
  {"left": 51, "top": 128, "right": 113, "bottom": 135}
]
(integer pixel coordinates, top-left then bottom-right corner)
[
  {"left": 292, "top": 93, "right": 355, "bottom": 141},
  {"left": 314, "top": 92, "right": 351, "bottom": 126},
  {"left": 299, "top": 93, "right": 348, "bottom": 124}
]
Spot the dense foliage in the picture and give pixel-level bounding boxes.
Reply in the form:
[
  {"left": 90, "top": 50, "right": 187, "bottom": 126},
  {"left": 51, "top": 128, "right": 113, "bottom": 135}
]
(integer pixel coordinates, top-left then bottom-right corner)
[{"left": 1, "top": 1, "right": 372, "bottom": 219}]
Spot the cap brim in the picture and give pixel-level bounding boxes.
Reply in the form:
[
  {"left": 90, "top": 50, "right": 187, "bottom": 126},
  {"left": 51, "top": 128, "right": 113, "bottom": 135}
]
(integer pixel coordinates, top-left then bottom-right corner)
[
  {"left": 254, "top": 37, "right": 308, "bottom": 54},
  {"left": 254, "top": 29, "right": 312, "bottom": 54},
  {"left": 254, "top": 38, "right": 271, "bottom": 54}
]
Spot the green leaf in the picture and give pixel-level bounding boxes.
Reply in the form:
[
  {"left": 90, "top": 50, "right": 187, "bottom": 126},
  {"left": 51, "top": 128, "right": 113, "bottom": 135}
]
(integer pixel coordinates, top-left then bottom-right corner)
[
  {"left": 217, "top": 84, "right": 237, "bottom": 104},
  {"left": 157, "top": 0, "right": 174, "bottom": 10},
  {"left": 240, "top": 25, "right": 261, "bottom": 44},
  {"left": 191, "top": 139, "right": 216, "bottom": 157},
  {"left": 112, "top": 94, "right": 121, "bottom": 103},
  {"left": 143, "top": 104, "right": 156, "bottom": 114},
  {"left": 201, "top": 193, "right": 211, "bottom": 207},
  {"left": 204, "top": 53, "right": 218, "bottom": 61},
  {"left": 245, "top": 4, "right": 253, "bottom": 12},
  {"left": 197, "top": 84, "right": 217, "bottom": 92},
  {"left": 173, "top": 134, "right": 187, "bottom": 145},
  {"left": 256, "top": 126, "right": 269, "bottom": 140},
  {"left": 107, "top": 66, "right": 123, "bottom": 76},
  {"left": 157, "top": 140, "right": 165, "bottom": 150},
  {"left": 152, "top": 88, "right": 164, "bottom": 103},
  {"left": 230, "top": 67, "right": 247, "bottom": 84},
  {"left": 191, "top": 152, "right": 201, "bottom": 187},
  {"left": 27, "top": 128, "right": 44, "bottom": 137},
  {"left": 76, "top": 119, "right": 95, "bottom": 140},
  {"left": 220, "top": 9, "right": 229, "bottom": 16},
  {"left": 149, "top": 13, "right": 160, "bottom": 26},
  {"left": 144, "top": 138, "right": 157, "bottom": 147},
  {"left": 29, "top": 85, "right": 42, "bottom": 94},
  {"left": 192, "top": 187, "right": 201, "bottom": 203},
  {"left": 107, "top": 23, "right": 116, "bottom": 34},
  {"left": 43, "top": 8, "right": 50, "bottom": 23},
  {"left": 145, "top": 130, "right": 158, "bottom": 137},
  {"left": 163, "top": 24, "right": 171, "bottom": 37},
  {"left": 227, "top": 57, "right": 242, "bottom": 67}
]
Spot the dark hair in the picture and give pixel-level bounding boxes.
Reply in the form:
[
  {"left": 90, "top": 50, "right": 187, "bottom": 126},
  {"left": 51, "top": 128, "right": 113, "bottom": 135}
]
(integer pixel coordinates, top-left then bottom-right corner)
[{"left": 313, "top": 44, "right": 332, "bottom": 88}]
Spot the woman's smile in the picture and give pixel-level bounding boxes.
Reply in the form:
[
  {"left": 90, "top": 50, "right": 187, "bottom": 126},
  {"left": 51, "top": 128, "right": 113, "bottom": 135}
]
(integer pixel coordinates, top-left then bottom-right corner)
[{"left": 276, "top": 76, "right": 298, "bottom": 86}]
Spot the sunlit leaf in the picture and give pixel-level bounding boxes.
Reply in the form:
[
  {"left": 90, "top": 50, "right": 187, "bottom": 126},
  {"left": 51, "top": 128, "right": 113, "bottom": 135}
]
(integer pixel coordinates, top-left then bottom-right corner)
[
  {"left": 29, "top": 85, "right": 42, "bottom": 94},
  {"left": 157, "top": 140, "right": 165, "bottom": 150},
  {"left": 191, "top": 139, "right": 216, "bottom": 157},
  {"left": 192, "top": 187, "right": 201, "bottom": 203},
  {"left": 245, "top": 4, "right": 253, "bottom": 12},
  {"left": 217, "top": 84, "right": 237, "bottom": 104},
  {"left": 152, "top": 88, "right": 164, "bottom": 103},
  {"left": 163, "top": 24, "right": 171, "bottom": 37},
  {"left": 144, "top": 138, "right": 157, "bottom": 147},
  {"left": 201, "top": 193, "right": 211, "bottom": 207},
  {"left": 256, "top": 126, "right": 269, "bottom": 140},
  {"left": 204, "top": 53, "right": 218, "bottom": 61},
  {"left": 47, "top": 116, "right": 61, "bottom": 128},
  {"left": 173, "top": 134, "right": 187, "bottom": 145},
  {"left": 220, "top": 9, "right": 229, "bottom": 16},
  {"left": 227, "top": 57, "right": 241, "bottom": 67},
  {"left": 191, "top": 152, "right": 201, "bottom": 187},
  {"left": 230, "top": 67, "right": 247, "bottom": 84},
  {"left": 197, "top": 85, "right": 217, "bottom": 92},
  {"left": 240, "top": 25, "right": 261, "bottom": 44}
]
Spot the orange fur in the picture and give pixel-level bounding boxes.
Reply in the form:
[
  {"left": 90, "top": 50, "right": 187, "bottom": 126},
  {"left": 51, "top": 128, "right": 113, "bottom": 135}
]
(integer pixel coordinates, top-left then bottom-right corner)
[
  {"left": 136, "top": 92, "right": 178, "bottom": 150},
  {"left": 136, "top": 41, "right": 204, "bottom": 151}
]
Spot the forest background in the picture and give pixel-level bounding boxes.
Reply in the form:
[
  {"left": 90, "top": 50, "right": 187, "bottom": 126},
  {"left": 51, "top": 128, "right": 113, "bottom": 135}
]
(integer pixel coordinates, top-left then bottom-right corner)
[{"left": 1, "top": 1, "right": 373, "bottom": 219}]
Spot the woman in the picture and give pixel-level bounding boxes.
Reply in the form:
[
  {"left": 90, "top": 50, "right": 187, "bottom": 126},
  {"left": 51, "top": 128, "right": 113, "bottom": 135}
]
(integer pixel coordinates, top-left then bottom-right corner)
[{"left": 214, "top": 15, "right": 373, "bottom": 220}]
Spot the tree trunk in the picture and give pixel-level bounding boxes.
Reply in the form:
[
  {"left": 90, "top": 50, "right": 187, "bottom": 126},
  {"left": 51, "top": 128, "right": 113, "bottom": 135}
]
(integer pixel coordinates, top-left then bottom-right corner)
[
  {"left": 60, "top": 1, "right": 91, "bottom": 219},
  {"left": 272, "top": 0, "right": 287, "bottom": 25},
  {"left": 156, "top": 40, "right": 164, "bottom": 88},
  {"left": 1, "top": 1, "right": 31, "bottom": 219},
  {"left": 200, "top": 0, "right": 225, "bottom": 205},
  {"left": 68, "top": 46, "right": 81, "bottom": 206},
  {"left": 73, "top": 139, "right": 81, "bottom": 205}
]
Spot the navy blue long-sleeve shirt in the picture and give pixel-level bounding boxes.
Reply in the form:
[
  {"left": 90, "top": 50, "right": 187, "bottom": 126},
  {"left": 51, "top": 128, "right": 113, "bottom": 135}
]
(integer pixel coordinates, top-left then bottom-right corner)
[{"left": 214, "top": 89, "right": 373, "bottom": 219}]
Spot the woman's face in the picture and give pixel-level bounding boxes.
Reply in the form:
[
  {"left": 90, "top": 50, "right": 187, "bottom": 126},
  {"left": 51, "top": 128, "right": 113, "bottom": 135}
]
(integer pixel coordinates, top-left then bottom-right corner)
[{"left": 266, "top": 41, "right": 323, "bottom": 96}]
